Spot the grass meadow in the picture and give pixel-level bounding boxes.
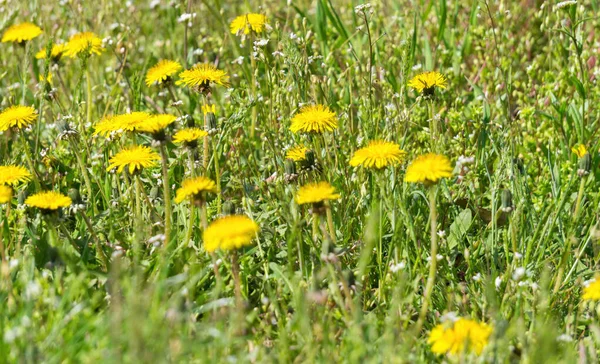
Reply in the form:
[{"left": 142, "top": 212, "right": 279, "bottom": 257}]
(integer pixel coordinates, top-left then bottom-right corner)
[{"left": 0, "top": 0, "right": 599, "bottom": 362}]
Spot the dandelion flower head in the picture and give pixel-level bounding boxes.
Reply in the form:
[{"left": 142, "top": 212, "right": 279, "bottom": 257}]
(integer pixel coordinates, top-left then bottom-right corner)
[
  {"left": 174, "top": 176, "right": 217, "bottom": 203},
  {"left": 0, "top": 165, "right": 32, "bottom": 186},
  {"left": 296, "top": 181, "right": 340, "bottom": 205},
  {"left": 572, "top": 144, "right": 587, "bottom": 158},
  {"left": 145, "top": 60, "right": 182, "bottom": 87},
  {"left": 177, "top": 63, "right": 229, "bottom": 89},
  {"left": 173, "top": 128, "right": 208, "bottom": 146},
  {"left": 350, "top": 140, "right": 406, "bottom": 169},
  {"left": 1, "top": 22, "right": 42, "bottom": 43},
  {"left": 583, "top": 277, "right": 600, "bottom": 301},
  {"left": 25, "top": 191, "right": 72, "bottom": 211},
  {"left": 290, "top": 105, "right": 338, "bottom": 134},
  {"left": 0, "top": 106, "right": 38, "bottom": 131},
  {"left": 408, "top": 71, "right": 447, "bottom": 95},
  {"left": 203, "top": 215, "right": 259, "bottom": 253},
  {"left": 35, "top": 43, "right": 68, "bottom": 60},
  {"left": 64, "top": 32, "right": 104, "bottom": 58},
  {"left": 94, "top": 112, "right": 152, "bottom": 136},
  {"left": 428, "top": 318, "right": 492, "bottom": 356},
  {"left": 0, "top": 185, "right": 12, "bottom": 204},
  {"left": 286, "top": 145, "right": 310, "bottom": 162},
  {"left": 405, "top": 153, "right": 452, "bottom": 184},
  {"left": 107, "top": 145, "right": 160, "bottom": 174},
  {"left": 137, "top": 114, "right": 177, "bottom": 134},
  {"left": 230, "top": 14, "right": 268, "bottom": 35}
]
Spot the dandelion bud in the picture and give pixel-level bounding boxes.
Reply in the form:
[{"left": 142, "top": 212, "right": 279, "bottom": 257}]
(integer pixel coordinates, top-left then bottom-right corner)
[
  {"left": 206, "top": 112, "right": 217, "bottom": 132},
  {"left": 68, "top": 188, "right": 82, "bottom": 205},
  {"left": 578, "top": 153, "right": 591, "bottom": 177},
  {"left": 501, "top": 189, "right": 513, "bottom": 213},
  {"left": 222, "top": 201, "right": 236, "bottom": 216}
]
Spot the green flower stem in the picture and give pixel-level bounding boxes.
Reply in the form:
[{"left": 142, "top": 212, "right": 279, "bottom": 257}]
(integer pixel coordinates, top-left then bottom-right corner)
[
  {"left": 213, "top": 140, "right": 222, "bottom": 214},
  {"left": 231, "top": 250, "right": 243, "bottom": 306},
  {"left": 80, "top": 210, "right": 109, "bottom": 271},
  {"left": 86, "top": 68, "right": 93, "bottom": 128},
  {"left": 70, "top": 139, "right": 97, "bottom": 215},
  {"left": 325, "top": 204, "right": 336, "bottom": 245},
  {"left": 159, "top": 143, "right": 172, "bottom": 247},
  {"left": 415, "top": 186, "right": 438, "bottom": 333},
  {"left": 312, "top": 211, "right": 319, "bottom": 244},
  {"left": 133, "top": 175, "right": 143, "bottom": 263},
  {"left": 19, "top": 133, "right": 41, "bottom": 189}
]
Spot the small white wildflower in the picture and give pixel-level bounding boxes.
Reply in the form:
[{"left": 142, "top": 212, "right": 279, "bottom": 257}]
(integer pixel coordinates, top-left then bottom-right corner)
[
  {"left": 354, "top": 3, "right": 372, "bottom": 12},
  {"left": 555, "top": 1, "right": 577, "bottom": 10},
  {"left": 232, "top": 56, "right": 244, "bottom": 65},
  {"left": 514, "top": 252, "right": 523, "bottom": 259},
  {"left": 472, "top": 273, "right": 482, "bottom": 282},
  {"left": 437, "top": 230, "right": 446, "bottom": 238},
  {"left": 177, "top": 12, "right": 196, "bottom": 23},
  {"left": 557, "top": 334, "right": 573, "bottom": 342},
  {"left": 512, "top": 267, "right": 526, "bottom": 281},
  {"left": 254, "top": 39, "right": 269, "bottom": 47},
  {"left": 495, "top": 276, "right": 502, "bottom": 289},
  {"left": 440, "top": 311, "right": 459, "bottom": 323},
  {"left": 389, "top": 261, "right": 406, "bottom": 273}
]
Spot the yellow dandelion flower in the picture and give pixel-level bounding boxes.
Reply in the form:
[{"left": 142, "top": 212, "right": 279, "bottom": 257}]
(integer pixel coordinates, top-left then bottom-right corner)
[
  {"left": 428, "top": 318, "right": 492, "bottom": 356},
  {"left": 25, "top": 191, "right": 72, "bottom": 211},
  {"left": 107, "top": 145, "right": 160, "bottom": 174},
  {"left": 93, "top": 112, "right": 152, "bottom": 136},
  {"left": 0, "top": 185, "right": 12, "bottom": 204},
  {"left": 64, "top": 32, "right": 104, "bottom": 58},
  {"left": 572, "top": 144, "right": 587, "bottom": 158},
  {"left": 296, "top": 181, "right": 340, "bottom": 205},
  {"left": 203, "top": 215, "right": 259, "bottom": 253},
  {"left": 177, "top": 63, "right": 229, "bottom": 89},
  {"left": 172, "top": 128, "right": 208, "bottom": 146},
  {"left": 408, "top": 71, "right": 447, "bottom": 96},
  {"left": 202, "top": 104, "right": 216, "bottom": 114},
  {"left": 145, "top": 59, "right": 182, "bottom": 87},
  {"left": 583, "top": 277, "right": 600, "bottom": 301},
  {"left": 0, "top": 165, "right": 32, "bottom": 186},
  {"left": 230, "top": 14, "right": 268, "bottom": 35},
  {"left": 1, "top": 22, "right": 42, "bottom": 43},
  {"left": 405, "top": 153, "right": 453, "bottom": 184},
  {"left": 174, "top": 176, "right": 217, "bottom": 203},
  {"left": 136, "top": 114, "right": 177, "bottom": 134},
  {"left": 39, "top": 72, "right": 53, "bottom": 85},
  {"left": 286, "top": 145, "right": 309, "bottom": 162},
  {"left": 350, "top": 140, "right": 406, "bottom": 169},
  {"left": 35, "top": 43, "right": 67, "bottom": 60},
  {"left": 290, "top": 105, "right": 338, "bottom": 134},
  {"left": 0, "top": 105, "right": 38, "bottom": 131}
]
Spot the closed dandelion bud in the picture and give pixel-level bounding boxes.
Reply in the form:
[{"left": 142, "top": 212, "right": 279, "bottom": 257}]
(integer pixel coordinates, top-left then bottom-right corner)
[
  {"left": 18, "top": 190, "right": 27, "bottom": 205},
  {"left": 501, "top": 189, "right": 513, "bottom": 213},
  {"left": 206, "top": 112, "right": 217, "bottom": 134},
  {"left": 284, "top": 160, "right": 298, "bottom": 182},
  {"left": 68, "top": 188, "right": 81, "bottom": 205},
  {"left": 150, "top": 186, "right": 159, "bottom": 200},
  {"left": 578, "top": 153, "right": 591, "bottom": 177},
  {"left": 222, "top": 201, "right": 235, "bottom": 216}
]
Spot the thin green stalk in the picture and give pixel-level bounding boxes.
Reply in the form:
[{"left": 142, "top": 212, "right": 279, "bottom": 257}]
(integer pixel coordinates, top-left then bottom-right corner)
[
  {"left": 134, "top": 175, "right": 143, "bottom": 263},
  {"left": 325, "top": 205, "right": 336, "bottom": 245},
  {"left": 414, "top": 186, "right": 438, "bottom": 333},
  {"left": 159, "top": 143, "right": 172, "bottom": 247},
  {"left": 86, "top": 68, "right": 93, "bottom": 128},
  {"left": 80, "top": 210, "right": 109, "bottom": 271}
]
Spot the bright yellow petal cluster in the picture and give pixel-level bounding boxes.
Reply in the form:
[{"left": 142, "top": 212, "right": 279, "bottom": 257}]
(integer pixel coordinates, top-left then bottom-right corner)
[
  {"left": 296, "top": 181, "right": 340, "bottom": 205},
  {"left": 290, "top": 105, "right": 338, "bottom": 134},
  {"left": 64, "top": 32, "right": 104, "bottom": 58},
  {"left": 583, "top": 278, "right": 600, "bottom": 301},
  {"left": 136, "top": 114, "right": 177, "bottom": 134},
  {"left": 405, "top": 153, "right": 452, "bottom": 184},
  {"left": 174, "top": 176, "right": 217, "bottom": 203},
  {"left": 0, "top": 165, "right": 32, "bottom": 186},
  {"left": 203, "top": 215, "right": 259, "bottom": 253},
  {"left": 93, "top": 112, "right": 152, "bottom": 136},
  {"left": 408, "top": 71, "right": 447, "bottom": 94},
  {"left": 0, "top": 106, "right": 38, "bottom": 131},
  {"left": 177, "top": 64, "right": 229, "bottom": 88},
  {"left": 35, "top": 43, "right": 68, "bottom": 60},
  {"left": 0, "top": 185, "right": 12, "bottom": 204},
  {"left": 173, "top": 128, "right": 208, "bottom": 145},
  {"left": 25, "top": 191, "right": 72, "bottom": 211},
  {"left": 230, "top": 14, "right": 268, "bottom": 35},
  {"left": 202, "top": 104, "right": 216, "bottom": 114},
  {"left": 39, "top": 72, "right": 53, "bottom": 85},
  {"left": 107, "top": 145, "right": 160, "bottom": 174},
  {"left": 145, "top": 60, "right": 182, "bottom": 87},
  {"left": 428, "top": 318, "right": 492, "bottom": 356},
  {"left": 1, "top": 22, "right": 42, "bottom": 43},
  {"left": 572, "top": 144, "right": 587, "bottom": 158},
  {"left": 286, "top": 145, "right": 309, "bottom": 162},
  {"left": 350, "top": 140, "right": 406, "bottom": 169}
]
